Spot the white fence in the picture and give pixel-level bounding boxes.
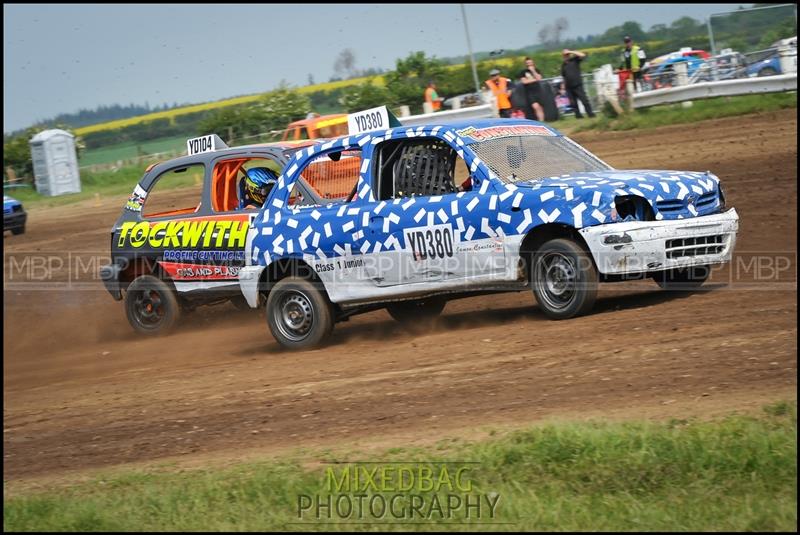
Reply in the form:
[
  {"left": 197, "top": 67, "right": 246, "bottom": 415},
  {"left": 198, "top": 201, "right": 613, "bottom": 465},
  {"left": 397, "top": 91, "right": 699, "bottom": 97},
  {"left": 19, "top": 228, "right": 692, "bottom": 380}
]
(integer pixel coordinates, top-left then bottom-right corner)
[{"left": 632, "top": 72, "right": 797, "bottom": 108}]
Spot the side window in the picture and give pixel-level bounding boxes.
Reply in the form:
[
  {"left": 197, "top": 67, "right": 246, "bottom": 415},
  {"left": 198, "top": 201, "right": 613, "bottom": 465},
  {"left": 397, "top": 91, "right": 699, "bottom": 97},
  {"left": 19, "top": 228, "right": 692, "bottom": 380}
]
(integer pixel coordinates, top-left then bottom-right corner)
[
  {"left": 374, "top": 138, "right": 472, "bottom": 201},
  {"left": 211, "top": 157, "right": 282, "bottom": 212},
  {"left": 297, "top": 127, "right": 310, "bottom": 141},
  {"left": 142, "top": 164, "right": 205, "bottom": 218},
  {"left": 287, "top": 183, "right": 316, "bottom": 208},
  {"left": 295, "top": 148, "right": 363, "bottom": 204}
]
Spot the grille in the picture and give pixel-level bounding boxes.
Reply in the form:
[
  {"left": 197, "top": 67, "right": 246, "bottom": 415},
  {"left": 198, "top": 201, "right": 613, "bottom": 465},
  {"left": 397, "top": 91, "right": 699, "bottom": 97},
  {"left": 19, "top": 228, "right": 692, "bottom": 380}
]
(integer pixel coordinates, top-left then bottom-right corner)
[
  {"left": 666, "top": 235, "right": 725, "bottom": 259},
  {"left": 657, "top": 191, "right": 717, "bottom": 213}
]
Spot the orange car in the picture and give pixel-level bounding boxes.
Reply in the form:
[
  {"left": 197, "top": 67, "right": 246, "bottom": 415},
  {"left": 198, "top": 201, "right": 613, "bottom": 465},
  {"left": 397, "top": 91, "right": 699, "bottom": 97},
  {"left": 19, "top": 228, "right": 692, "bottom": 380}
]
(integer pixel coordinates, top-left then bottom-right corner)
[{"left": 281, "top": 113, "right": 349, "bottom": 142}]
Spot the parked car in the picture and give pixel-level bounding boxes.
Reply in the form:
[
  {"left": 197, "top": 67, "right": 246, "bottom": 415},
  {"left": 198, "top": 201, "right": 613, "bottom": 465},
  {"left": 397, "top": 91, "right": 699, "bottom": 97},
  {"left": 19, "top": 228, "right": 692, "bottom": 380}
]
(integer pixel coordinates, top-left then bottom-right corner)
[
  {"left": 3, "top": 195, "right": 27, "bottom": 235},
  {"left": 690, "top": 49, "right": 748, "bottom": 83},
  {"left": 641, "top": 48, "right": 711, "bottom": 89},
  {"left": 746, "top": 36, "right": 797, "bottom": 77},
  {"left": 238, "top": 116, "right": 740, "bottom": 349},
  {"left": 281, "top": 113, "right": 348, "bottom": 142}
]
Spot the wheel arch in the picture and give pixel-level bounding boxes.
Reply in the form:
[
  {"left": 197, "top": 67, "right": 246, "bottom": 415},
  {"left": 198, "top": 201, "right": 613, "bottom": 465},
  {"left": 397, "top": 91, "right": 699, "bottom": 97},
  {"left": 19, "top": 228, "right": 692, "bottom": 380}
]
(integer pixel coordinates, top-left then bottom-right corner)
[
  {"left": 118, "top": 256, "right": 175, "bottom": 290},
  {"left": 257, "top": 256, "right": 331, "bottom": 304},
  {"left": 519, "top": 223, "right": 594, "bottom": 275}
]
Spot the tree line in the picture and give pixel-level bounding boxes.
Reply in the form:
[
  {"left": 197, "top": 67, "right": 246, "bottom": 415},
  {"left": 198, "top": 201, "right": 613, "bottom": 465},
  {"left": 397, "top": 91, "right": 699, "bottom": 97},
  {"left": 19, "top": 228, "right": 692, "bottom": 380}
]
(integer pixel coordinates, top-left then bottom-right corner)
[
  {"left": 6, "top": 102, "right": 190, "bottom": 137},
  {"left": 4, "top": 9, "right": 795, "bottom": 181}
]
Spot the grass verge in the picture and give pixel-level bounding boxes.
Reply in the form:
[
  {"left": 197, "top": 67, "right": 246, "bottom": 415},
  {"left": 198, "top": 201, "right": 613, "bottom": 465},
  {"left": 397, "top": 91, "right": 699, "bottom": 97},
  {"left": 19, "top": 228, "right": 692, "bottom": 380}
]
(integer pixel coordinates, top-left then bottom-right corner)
[
  {"left": 78, "top": 135, "right": 188, "bottom": 167},
  {"left": 571, "top": 92, "right": 797, "bottom": 133},
  {"left": 4, "top": 402, "right": 796, "bottom": 531},
  {"left": 7, "top": 165, "right": 149, "bottom": 208}
]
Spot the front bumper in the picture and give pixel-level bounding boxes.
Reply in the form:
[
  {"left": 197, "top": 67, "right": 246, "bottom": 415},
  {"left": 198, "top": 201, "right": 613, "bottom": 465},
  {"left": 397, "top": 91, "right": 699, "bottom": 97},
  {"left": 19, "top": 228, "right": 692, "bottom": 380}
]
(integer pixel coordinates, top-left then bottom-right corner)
[
  {"left": 579, "top": 208, "right": 739, "bottom": 275},
  {"left": 3, "top": 210, "right": 27, "bottom": 230}
]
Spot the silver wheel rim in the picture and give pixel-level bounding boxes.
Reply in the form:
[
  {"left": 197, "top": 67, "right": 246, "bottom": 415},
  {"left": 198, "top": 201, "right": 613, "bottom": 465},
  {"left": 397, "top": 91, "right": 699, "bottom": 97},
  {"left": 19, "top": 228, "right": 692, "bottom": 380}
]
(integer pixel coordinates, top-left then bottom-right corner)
[
  {"left": 275, "top": 291, "right": 314, "bottom": 342},
  {"left": 535, "top": 252, "right": 578, "bottom": 310}
]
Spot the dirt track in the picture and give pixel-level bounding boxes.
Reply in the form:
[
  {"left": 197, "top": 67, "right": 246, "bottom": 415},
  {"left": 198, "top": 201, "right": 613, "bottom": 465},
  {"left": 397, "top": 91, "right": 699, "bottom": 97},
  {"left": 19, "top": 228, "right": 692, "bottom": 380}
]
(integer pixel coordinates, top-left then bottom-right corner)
[{"left": 3, "top": 110, "right": 797, "bottom": 489}]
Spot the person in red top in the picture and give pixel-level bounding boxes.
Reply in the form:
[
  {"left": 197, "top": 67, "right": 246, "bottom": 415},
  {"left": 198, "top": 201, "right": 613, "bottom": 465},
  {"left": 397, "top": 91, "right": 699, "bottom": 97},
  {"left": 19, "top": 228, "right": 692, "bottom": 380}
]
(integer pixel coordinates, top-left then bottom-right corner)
[
  {"left": 485, "top": 68, "right": 513, "bottom": 118},
  {"left": 424, "top": 81, "right": 444, "bottom": 112}
]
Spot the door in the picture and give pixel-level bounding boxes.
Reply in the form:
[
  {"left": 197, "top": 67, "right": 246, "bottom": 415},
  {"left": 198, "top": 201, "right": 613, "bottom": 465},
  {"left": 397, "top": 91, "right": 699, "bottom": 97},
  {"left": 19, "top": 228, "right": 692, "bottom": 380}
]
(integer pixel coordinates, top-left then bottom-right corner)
[{"left": 363, "top": 137, "right": 505, "bottom": 288}]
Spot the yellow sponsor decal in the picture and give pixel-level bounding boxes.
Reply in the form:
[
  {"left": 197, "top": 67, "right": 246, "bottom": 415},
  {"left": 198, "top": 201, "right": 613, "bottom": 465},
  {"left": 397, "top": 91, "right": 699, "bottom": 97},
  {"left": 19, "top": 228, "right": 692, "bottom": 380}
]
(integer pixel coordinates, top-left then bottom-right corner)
[{"left": 117, "top": 220, "right": 249, "bottom": 249}]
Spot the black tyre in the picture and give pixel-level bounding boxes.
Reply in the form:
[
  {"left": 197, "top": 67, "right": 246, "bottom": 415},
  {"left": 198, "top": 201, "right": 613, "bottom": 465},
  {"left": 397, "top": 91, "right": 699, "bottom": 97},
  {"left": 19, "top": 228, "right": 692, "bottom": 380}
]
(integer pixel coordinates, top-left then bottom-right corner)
[
  {"left": 758, "top": 67, "right": 778, "bottom": 77},
  {"left": 653, "top": 265, "right": 710, "bottom": 291},
  {"left": 124, "top": 275, "right": 181, "bottom": 334},
  {"left": 11, "top": 226, "right": 24, "bottom": 235},
  {"left": 531, "top": 238, "right": 598, "bottom": 319},
  {"left": 266, "top": 277, "right": 333, "bottom": 350},
  {"left": 387, "top": 297, "right": 446, "bottom": 327}
]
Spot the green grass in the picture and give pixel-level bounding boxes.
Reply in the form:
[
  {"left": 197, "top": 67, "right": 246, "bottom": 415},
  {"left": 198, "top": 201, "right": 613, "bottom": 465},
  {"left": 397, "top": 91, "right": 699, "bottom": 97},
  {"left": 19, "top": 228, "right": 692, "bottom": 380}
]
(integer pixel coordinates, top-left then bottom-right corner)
[
  {"left": 4, "top": 402, "right": 796, "bottom": 531},
  {"left": 8, "top": 162, "right": 201, "bottom": 209},
  {"left": 79, "top": 135, "right": 188, "bottom": 166},
  {"left": 8, "top": 164, "right": 151, "bottom": 208},
  {"left": 571, "top": 92, "right": 797, "bottom": 133}
]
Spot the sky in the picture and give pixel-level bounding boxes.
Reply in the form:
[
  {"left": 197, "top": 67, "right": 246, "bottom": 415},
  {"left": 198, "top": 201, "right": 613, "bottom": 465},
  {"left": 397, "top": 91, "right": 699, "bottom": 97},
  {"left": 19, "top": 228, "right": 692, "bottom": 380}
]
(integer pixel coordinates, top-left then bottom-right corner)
[{"left": 3, "top": 3, "right": 751, "bottom": 133}]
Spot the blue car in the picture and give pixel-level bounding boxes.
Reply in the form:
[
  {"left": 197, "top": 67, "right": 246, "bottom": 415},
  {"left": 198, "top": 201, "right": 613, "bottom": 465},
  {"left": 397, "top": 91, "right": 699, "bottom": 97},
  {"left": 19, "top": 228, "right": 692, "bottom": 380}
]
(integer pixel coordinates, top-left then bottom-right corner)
[
  {"left": 3, "top": 195, "right": 27, "bottom": 235},
  {"left": 238, "top": 115, "right": 740, "bottom": 349},
  {"left": 641, "top": 49, "right": 710, "bottom": 89},
  {"left": 746, "top": 36, "right": 797, "bottom": 77}
]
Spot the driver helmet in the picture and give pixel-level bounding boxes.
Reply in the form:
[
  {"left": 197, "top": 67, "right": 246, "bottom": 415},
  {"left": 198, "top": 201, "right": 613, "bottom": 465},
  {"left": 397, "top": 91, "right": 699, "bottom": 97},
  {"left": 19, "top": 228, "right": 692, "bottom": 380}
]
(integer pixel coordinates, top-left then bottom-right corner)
[{"left": 239, "top": 167, "right": 278, "bottom": 208}]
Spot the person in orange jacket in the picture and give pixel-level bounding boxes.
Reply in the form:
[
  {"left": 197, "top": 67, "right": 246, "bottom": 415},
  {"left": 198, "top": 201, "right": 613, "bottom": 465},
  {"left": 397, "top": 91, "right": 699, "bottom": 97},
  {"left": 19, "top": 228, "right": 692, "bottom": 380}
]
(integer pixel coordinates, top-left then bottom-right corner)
[
  {"left": 485, "top": 68, "right": 513, "bottom": 118},
  {"left": 424, "top": 81, "right": 444, "bottom": 112}
]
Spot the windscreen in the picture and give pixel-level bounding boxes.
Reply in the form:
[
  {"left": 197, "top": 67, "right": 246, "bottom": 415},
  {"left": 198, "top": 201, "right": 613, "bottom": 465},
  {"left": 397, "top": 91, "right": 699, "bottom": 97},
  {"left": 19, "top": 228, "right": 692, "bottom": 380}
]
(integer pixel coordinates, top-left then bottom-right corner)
[{"left": 470, "top": 135, "right": 612, "bottom": 184}]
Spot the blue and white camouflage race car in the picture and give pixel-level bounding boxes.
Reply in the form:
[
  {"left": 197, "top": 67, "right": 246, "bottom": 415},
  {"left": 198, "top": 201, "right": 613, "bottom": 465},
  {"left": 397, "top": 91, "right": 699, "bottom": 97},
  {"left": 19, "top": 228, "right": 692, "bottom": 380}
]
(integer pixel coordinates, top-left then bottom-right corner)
[
  {"left": 4, "top": 195, "right": 27, "bottom": 235},
  {"left": 238, "top": 112, "right": 739, "bottom": 349}
]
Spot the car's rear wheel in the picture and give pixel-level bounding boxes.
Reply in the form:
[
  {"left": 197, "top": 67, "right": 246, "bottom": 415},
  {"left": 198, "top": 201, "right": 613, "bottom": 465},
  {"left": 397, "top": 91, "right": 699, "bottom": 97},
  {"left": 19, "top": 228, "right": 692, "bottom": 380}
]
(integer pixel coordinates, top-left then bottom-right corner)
[
  {"left": 11, "top": 225, "right": 24, "bottom": 235},
  {"left": 531, "top": 238, "right": 598, "bottom": 319},
  {"left": 653, "top": 265, "right": 710, "bottom": 290},
  {"left": 125, "top": 275, "right": 181, "bottom": 334},
  {"left": 758, "top": 66, "right": 778, "bottom": 77},
  {"left": 387, "top": 297, "right": 446, "bottom": 328},
  {"left": 266, "top": 277, "right": 333, "bottom": 350}
]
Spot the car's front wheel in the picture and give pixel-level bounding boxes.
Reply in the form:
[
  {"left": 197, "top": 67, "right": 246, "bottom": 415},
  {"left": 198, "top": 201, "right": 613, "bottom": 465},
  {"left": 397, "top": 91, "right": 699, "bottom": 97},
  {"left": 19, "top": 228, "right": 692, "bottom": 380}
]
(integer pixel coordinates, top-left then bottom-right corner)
[
  {"left": 124, "top": 275, "right": 181, "bottom": 334},
  {"left": 531, "top": 238, "right": 598, "bottom": 319},
  {"left": 11, "top": 225, "right": 25, "bottom": 235},
  {"left": 266, "top": 277, "right": 333, "bottom": 350},
  {"left": 653, "top": 265, "right": 710, "bottom": 290}
]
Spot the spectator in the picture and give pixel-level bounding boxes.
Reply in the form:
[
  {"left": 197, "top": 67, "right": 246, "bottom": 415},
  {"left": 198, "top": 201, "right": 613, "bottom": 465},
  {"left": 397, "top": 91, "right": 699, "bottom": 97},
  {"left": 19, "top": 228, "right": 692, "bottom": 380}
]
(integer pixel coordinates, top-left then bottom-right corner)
[
  {"left": 619, "top": 36, "right": 646, "bottom": 92},
  {"left": 485, "top": 68, "right": 513, "bottom": 118},
  {"left": 518, "top": 57, "right": 545, "bottom": 122},
  {"left": 424, "top": 81, "right": 444, "bottom": 112},
  {"left": 561, "top": 49, "right": 596, "bottom": 118}
]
